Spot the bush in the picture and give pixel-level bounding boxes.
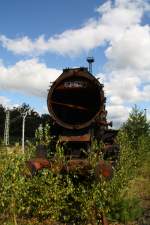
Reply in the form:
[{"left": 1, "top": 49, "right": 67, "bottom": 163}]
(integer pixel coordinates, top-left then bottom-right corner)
[
  {"left": 0, "top": 129, "right": 148, "bottom": 224},
  {"left": 122, "top": 105, "right": 150, "bottom": 149}
]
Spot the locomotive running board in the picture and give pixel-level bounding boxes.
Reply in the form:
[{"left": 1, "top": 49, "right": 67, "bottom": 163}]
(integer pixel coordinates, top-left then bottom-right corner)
[{"left": 59, "top": 133, "right": 91, "bottom": 142}]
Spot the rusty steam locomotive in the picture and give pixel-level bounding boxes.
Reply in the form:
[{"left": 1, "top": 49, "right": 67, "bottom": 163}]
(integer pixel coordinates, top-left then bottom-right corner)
[{"left": 28, "top": 62, "right": 119, "bottom": 177}]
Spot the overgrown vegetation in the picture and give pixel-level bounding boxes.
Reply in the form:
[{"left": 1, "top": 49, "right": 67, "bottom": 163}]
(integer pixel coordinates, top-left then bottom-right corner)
[
  {"left": 0, "top": 106, "right": 150, "bottom": 225},
  {"left": 0, "top": 103, "right": 50, "bottom": 144}
]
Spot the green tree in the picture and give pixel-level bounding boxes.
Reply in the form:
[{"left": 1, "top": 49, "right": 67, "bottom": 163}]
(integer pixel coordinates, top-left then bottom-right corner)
[
  {"left": 122, "top": 105, "right": 150, "bottom": 148},
  {"left": 0, "top": 104, "right": 5, "bottom": 140}
]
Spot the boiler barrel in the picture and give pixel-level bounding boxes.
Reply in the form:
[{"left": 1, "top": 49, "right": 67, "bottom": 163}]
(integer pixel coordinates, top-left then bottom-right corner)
[{"left": 47, "top": 68, "right": 103, "bottom": 130}]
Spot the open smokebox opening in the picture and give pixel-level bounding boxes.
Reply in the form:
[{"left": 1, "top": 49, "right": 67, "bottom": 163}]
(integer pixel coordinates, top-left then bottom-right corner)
[{"left": 50, "top": 77, "right": 101, "bottom": 126}]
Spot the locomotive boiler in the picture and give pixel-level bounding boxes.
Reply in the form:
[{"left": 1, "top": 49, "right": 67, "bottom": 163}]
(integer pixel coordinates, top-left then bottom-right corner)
[{"left": 28, "top": 66, "right": 119, "bottom": 177}]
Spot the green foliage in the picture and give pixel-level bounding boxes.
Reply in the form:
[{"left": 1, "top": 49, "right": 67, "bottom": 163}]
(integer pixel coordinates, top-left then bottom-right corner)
[
  {"left": 103, "top": 132, "right": 139, "bottom": 223},
  {"left": 122, "top": 105, "right": 150, "bottom": 148},
  {"left": 21, "top": 171, "right": 74, "bottom": 220},
  {"left": 109, "top": 198, "right": 143, "bottom": 223},
  {"left": 0, "top": 153, "right": 26, "bottom": 224},
  {"left": 0, "top": 103, "right": 50, "bottom": 144},
  {"left": 0, "top": 104, "right": 5, "bottom": 137},
  {"left": 0, "top": 127, "right": 149, "bottom": 224},
  {"left": 9, "top": 103, "right": 40, "bottom": 142},
  {"left": 35, "top": 123, "right": 51, "bottom": 147}
]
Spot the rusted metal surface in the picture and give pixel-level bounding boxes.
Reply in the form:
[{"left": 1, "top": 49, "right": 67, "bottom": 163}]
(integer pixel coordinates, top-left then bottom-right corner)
[
  {"left": 96, "top": 160, "right": 113, "bottom": 179},
  {"left": 103, "top": 144, "right": 120, "bottom": 161},
  {"left": 27, "top": 157, "right": 113, "bottom": 179},
  {"left": 97, "top": 120, "right": 113, "bottom": 127},
  {"left": 56, "top": 80, "right": 89, "bottom": 90},
  {"left": 47, "top": 67, "right": 103, "bottom": 130},
  {"left": 27, "top": 158, "right": 51, "bottom": 175},
  {"left": 50, "top": 100, "right": 88, "bottom": 111},
  {"left": 28, "top": 67, "right": 119, "bottom": 176},
  {"left": 27, "top": 66, "right": 119, "bottom": 225},
  {"left": 64, "top": 159, "right": 91, "bottom": 175},
  {"left": 60, "top": 133, "right": 91, "bottom": 142},
  {"left": 29, "top": 67, "right": 119, "bottom": 177}
]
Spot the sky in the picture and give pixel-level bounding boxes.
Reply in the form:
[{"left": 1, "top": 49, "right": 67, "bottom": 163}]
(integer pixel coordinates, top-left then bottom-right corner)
[{"left": 0, "top": 0, "right": 150, "bottom": 127}]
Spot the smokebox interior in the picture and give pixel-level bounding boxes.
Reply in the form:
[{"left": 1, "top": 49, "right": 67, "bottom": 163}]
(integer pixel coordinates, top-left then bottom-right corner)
[{"left": 50, "top": 76, "right": 101, "bottom": 127}]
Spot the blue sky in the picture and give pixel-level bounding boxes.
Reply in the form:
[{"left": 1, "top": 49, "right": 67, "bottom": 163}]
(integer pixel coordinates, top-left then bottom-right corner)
[{"left": 0, "top": 0, "right": 150, "bottom": 127}]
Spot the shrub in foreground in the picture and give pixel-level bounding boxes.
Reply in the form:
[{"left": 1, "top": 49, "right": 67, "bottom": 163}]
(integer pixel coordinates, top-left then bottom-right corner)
[{"left": 0, "top": 130, "right": 148, "bottom": 224}]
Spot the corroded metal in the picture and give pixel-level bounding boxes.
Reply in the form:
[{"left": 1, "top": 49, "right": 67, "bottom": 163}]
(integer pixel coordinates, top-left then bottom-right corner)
[
  {"left": 60, "top": 133, "right": 91, "bottom": 142},
  {"left": 30, "top": 67, "right": 119, "bottom": 173},
  {"left": 27, "top": 66, "right": 119, "bottom": 225},
  {"left": 27, "top": 157, "right": 113, "bottom": 179},
  {"left": 28, "top": 67, "right": 119, "bottom": 175},
  {"left": 47, "top": 67, "right": 103, "bottom": 130}
]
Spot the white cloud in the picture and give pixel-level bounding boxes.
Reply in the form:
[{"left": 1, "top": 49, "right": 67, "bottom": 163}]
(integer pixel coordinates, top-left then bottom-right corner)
[
  {"left": 102, "top": 67, "right": 150, "bottom": 127},
  {"left": 107, "top": 104, "right": 131, "bottom": 128},
  {"left": 0, "top": 0, "right": 150, "bottom": 127},
  {"left": 0, "top": 0, "right": 149, "bottom": 56},
  {"left": 0, "top": 59, "right": 61, "bottom": 97},
  {"left": 0, "top": 35, "right": 34, "bottom": 55},
  {"left": 105, "top": 25, "right": 150, "bottom": 70},
  {"left": 97, "top": 0, "right": 143, "bottom": 27},
  {"left": 0, "top": 96, "right": 11, "bottom": 107},
  {"left": 143, "top": 85, "right": 150, "bottom": 99},
  {"left": 104, "top": 69, "right": 146, "bottom": 103},
  {"left": 0, "top": 96, "right": 19, "bottom": 109},
  {"left": 95, "top": 0, "right": 150, "bottom": 127}
]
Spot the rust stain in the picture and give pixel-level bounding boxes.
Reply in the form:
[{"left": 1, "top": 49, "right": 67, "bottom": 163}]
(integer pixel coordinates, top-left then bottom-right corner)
[
  {"left": 27, "top": 158, "right": 51, "bottom": 172},
  {"left": 60, "top": 133, "right": 91, "bottom": 142},
  {"left": 51, "top": 100, "right": 88, "bottom": 111},
  {"left": 96, "top": 160, "right": 113, "bottom": 178}
]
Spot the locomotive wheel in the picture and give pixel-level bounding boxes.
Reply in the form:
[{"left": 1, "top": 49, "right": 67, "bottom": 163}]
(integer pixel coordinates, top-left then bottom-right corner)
[{"left": 103, "top": 143, "right": 120, "bottom": 162}]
